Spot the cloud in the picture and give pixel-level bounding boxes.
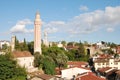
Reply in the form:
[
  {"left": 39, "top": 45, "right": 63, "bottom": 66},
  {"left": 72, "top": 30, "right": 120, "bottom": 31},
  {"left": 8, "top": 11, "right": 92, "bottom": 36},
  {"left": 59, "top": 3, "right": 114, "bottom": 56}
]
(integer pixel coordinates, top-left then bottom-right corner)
[
  {"left": 10, "top": 6, "right": 120, "bottom": 39},
  {"left": 44, "top": 27, "right": 58, "bottom": 33},
  {"left": 67, "top": 6, "right": 120, "bottom": 34},
  {"left": 43, "top": 6, "right": 120, "bottom": 37},
  {"left": 107, "top": 28, "right": 114, "bottom": 32},
  {"left": 10, "top": 19, "right": 33, "bottom": 33},
  {"left": 43, "top": 21, "right": 65, "bottom": 33},
  {"left": 79, "top": 5, "right": 89, "bottom": 11}
]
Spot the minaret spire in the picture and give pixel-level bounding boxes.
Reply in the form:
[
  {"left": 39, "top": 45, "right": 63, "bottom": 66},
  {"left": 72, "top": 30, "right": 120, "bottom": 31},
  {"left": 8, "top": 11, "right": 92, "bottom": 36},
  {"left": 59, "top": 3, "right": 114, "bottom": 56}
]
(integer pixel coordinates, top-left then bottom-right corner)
[{"left": 34, "top": 11, "right": 42, "bottom": 54}]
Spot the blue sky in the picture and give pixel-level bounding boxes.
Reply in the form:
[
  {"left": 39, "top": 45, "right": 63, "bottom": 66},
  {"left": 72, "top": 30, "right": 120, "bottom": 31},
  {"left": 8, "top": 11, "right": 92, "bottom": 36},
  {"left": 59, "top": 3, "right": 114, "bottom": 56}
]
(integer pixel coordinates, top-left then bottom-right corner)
[{"left": 0, "top": 0, "right": 120, "bottom": 44}]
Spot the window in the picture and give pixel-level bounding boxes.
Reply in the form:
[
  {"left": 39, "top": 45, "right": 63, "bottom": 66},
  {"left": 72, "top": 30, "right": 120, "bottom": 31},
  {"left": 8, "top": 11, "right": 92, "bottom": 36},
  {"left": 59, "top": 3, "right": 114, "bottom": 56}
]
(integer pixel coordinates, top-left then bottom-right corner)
[
  {"left": 103, "top": 63, "right": 104, "bottom": 65},
  {"left": 106, "top": 62, "right": 109, "bottom": 65},
  {"left": 98, "top": 63, "right": 101, "bottom": 66},
  {"left": 114, "top": 62, "right": 118, "bottom": 65}
]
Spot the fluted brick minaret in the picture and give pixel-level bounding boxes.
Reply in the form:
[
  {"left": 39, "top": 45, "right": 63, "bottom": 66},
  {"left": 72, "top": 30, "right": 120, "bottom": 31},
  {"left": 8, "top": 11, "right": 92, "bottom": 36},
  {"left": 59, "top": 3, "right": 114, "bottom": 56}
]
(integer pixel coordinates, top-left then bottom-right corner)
[{"left": 34, "top": 12, "right": 42, "bottom": 54}]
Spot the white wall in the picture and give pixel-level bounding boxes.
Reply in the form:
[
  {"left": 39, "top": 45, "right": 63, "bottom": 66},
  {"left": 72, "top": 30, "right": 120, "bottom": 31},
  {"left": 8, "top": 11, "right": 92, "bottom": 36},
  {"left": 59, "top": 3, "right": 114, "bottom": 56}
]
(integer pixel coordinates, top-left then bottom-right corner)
[
  {"left": 94, "top": 59, "right": 120, "bottom": 70},
  {"left": 16, "top": 56, "right": 34, "bottom": 69},
  {"left": 61, "top": 67, "right": 91, "bottom": 79}
]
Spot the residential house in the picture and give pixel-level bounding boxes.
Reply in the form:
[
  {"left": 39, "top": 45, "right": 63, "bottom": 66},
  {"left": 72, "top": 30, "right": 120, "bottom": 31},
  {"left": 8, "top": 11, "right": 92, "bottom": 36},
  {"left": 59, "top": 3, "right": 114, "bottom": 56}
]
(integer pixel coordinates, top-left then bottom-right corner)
[
  {"left": 94, "top": 54, "right": 120, "bottom": 70},
  {"left": 12, "top": 51, "right": 37, "bottom": 72},
  {"left": 61, "top": 67, "right": 91, "bottom": 79}
]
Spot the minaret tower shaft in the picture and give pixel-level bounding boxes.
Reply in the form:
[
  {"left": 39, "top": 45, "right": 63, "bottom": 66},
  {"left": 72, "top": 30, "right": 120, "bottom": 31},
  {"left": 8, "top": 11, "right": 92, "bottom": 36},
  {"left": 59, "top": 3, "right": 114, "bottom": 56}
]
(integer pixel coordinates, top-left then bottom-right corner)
[
  {"left": 34, "top": 12, "right": 42, "bottom": 54},
  {"left": 44, "top": 31, "right": 48, "bottom": 47}
]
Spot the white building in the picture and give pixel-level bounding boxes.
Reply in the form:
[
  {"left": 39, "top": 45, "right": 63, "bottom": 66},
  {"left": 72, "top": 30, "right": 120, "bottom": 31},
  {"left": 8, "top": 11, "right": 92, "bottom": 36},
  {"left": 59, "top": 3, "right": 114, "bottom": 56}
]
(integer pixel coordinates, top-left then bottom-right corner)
[
  {"left": 12, "top": 51, "right": 37, "bottom": 72},
  {"left": 96, "top": 41, "right": 109, "bottom": 49},
  {"left": 61, "top": 67, "right": 91, "bottom": 79},
  {"left": 94, "top": 58, "right": 120, "bottom": 70},
  {"left": 0, "top": 40, "right": 10, "bottom": 49},
  {"left": 57, "top": 42, "right": 63, "bottom": 48}
]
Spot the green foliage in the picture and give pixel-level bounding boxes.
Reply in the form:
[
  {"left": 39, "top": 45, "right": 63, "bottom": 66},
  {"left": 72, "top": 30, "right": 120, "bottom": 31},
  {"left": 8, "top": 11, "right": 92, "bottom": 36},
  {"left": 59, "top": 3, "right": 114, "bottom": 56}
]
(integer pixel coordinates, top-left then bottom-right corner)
[
  {"left": 34, "top": 52, "right": 56, "bottom": 75},
  {"left": 45, "top": 46, "right": 68, "bottom": 68},
  {"left": 23, "top": 38, "right": 28, "bottom": 51},
  {"left": 15, "top": 36, "right": 20, "bottom": 50},
  {"left": 78, "top": 42, "right": 85, "bottom": 56},
  {"left": 107, "top": 42, "right": 117, "bottom": 48},
  {"left": 0, "top": 53, "right": 26, "bottom": 80},
  {"left": 67, "top": 42, "right": 74, "bottom": 46},
  {"left": 65, "top": 41, "right": 89, "bottom": 61},
  {"left": 56, "top": 53, "right": 68, "bottom": 68},
  {"left": 66, "top": 49, "right": 76, "bottom": 61},
  {"left": 34, "top": 46, "right": 68, "bottom": 75},
  {"left": 42, "top": 56, "right": 56, "bottom": 75},
  {"left": 34, "top": 42, "right": 89, "bottom": 75},
  {"left": 28, "top": 41, "right": 34, "bottom": 55},
  {"left": 15, "top": 36, "right": 29, "bottom": 52},
  {"left": 61, "top": 41, "right": 66, "bottom": 46},
  {"left": 34, "top": 52, "right": 44, "bottom": 67},
  {"left": 2, "top": 44, "right": 8, "bottom": 50}
]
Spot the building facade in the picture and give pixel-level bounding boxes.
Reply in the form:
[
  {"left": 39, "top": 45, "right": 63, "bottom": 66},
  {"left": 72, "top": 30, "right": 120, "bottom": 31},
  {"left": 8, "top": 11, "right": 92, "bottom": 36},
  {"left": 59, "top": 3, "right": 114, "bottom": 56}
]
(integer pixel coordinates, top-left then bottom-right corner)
[
  {"left": 13, "top": 51, "right": 36, "bottom": 72},
  {"left": 94, "top": 58, "right": 120, "bottom": 70}
]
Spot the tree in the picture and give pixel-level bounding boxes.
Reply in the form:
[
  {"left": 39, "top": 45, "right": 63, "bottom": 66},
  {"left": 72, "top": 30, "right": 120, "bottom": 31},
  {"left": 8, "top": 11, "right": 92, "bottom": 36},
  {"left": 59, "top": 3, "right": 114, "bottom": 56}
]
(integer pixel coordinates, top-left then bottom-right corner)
[
  {"left": 77, "top": 41, "right": 85, "bottom": 57},
  {"left": 34, "top": 52, "right": 43, "bottom": 67},
  {"left": 23, "top": 38, "right": 28, "bottom": 51},
  {"left": 107, "top": 42, "right": 117, "bottom": 48},
  {"left": 42, "top": 56, "right": 56, "bottom": 75},
  {"left": 67, "top": 42, "right": 74, "bottom": 46},
  {"left": 28, "top": 41, "right": 34, "bottom": 55},
  {"left": 61, "top": 41, "right": 66, "bottom": 46},
  {"left": 15, "top": 36, "right": 20, "bottom": 50},
  {"left": 56, "top": 53, "right": 68, "bottom": 69},
  {"left": 2, "top": 44, "right": 7, "bottom": 50},
  {"left": 66, "top": 49, "right": 76, "bottom": 61},
  {"left": 0, "top": 53, "right": 26, "bottom": 80}
]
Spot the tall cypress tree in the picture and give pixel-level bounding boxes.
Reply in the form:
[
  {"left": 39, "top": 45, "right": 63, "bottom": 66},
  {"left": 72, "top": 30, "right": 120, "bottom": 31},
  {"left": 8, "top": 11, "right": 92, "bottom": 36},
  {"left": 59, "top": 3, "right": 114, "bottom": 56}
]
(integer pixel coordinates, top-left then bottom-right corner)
[{"left": 23, "top": 38, "right": 28, "bottom": 51}]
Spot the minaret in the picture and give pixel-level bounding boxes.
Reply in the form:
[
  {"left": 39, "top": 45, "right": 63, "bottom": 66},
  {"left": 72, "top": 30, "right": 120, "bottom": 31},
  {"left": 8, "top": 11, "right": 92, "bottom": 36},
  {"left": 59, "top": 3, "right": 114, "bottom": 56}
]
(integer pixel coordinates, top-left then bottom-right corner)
[
  {"left": 11, "top": 35, "right": 15, "bottom": 51},
  {"left": 44, "top": 31, "right": 49, "bottom": 47},
  {"left": 34, "top": 12, "right": 42, "bottom": 54}
]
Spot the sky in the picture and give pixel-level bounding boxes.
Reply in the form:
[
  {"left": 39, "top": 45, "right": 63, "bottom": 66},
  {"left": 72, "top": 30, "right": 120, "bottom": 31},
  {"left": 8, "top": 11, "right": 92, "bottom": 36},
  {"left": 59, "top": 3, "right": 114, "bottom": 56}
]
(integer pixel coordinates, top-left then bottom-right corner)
[{"left": 0, "top": 0, "right": 120, "bottom": 44}]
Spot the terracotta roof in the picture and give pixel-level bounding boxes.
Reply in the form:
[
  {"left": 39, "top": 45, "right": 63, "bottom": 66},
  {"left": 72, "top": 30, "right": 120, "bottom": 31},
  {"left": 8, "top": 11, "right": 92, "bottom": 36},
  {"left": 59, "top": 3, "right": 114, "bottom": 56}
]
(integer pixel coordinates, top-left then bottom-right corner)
[
  {"left": 12, "top": 51, "right": 33, "bottom": 58},
  {"left": 37, "top": 74, "right": 54, "bottom": 80},
  {"left": 97, "top": 67, "right": 112, "bottom": 73},
  {"left": 67, "top": 61, "right": 88, "bottom": 68},
  {"left": 94, "top": 58, "right": 109, "bottom": 63},
  {"left": 99, "top": 54, "right": 112, "bottom": 59},
  {"left": 76, "top": 72, "right": 106, "bottom": 80},
  {"left": 98, "top": 67, "right": 117, "bottom": 76}
]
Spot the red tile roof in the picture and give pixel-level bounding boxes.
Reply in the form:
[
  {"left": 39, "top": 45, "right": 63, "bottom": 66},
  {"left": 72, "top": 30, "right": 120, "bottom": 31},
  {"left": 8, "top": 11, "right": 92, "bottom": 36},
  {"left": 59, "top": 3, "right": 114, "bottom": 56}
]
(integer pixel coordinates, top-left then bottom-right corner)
[
  {"left": 12, "top": 51, "right": 33, "bottom": 58},
  {"left": 67, "top": 61, "right": 88, "bottom": 68},
  {"left": 76, "top": 72, "right": 106, "bottom": 80},
  {"left": 98, "top": 54, "right": 112, "bottom": 59},
  {"left": 97, "top": 67, "right": 112, "bottom": 73}
]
